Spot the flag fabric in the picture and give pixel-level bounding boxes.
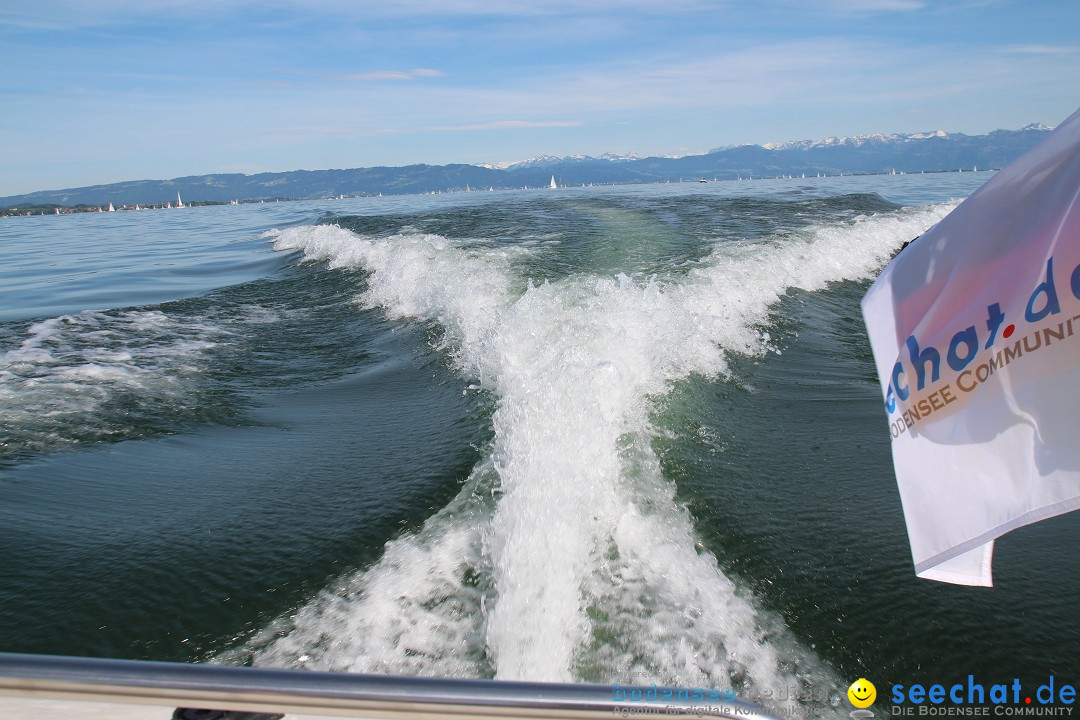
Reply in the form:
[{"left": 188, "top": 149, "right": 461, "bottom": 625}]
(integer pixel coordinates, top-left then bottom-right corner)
[{"left": 861, "top": 106, "right": 1080, "bottom": 586}]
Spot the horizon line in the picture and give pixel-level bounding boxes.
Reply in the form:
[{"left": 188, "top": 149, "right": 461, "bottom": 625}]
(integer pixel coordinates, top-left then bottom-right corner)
[{"left": 1, "top": 120, "right": 1050, "bottom": 204}]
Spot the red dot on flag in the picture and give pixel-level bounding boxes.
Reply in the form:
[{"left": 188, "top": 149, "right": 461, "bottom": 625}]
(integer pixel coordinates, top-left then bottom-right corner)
[{"left": 1003, "top": 324, "right": 1015, "bottom": 338}]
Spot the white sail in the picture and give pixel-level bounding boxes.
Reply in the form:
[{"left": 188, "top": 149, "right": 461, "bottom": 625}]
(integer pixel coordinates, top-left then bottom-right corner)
[
  {"left": 176, "top": 192, "right": 184, "bottom": 208},
  {"left": 549, "top": 175, "right": 557, "bottom": 189}
]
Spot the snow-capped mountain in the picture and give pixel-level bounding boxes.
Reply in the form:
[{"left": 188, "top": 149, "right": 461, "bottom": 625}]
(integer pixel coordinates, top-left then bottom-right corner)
[
  {"left": 477, "top": 152, "right": 651, "bottom": 171},
  {"left": 761, "top": 130, "right": 953, "bottom": 151},
  {"left": 2, "top": 123, "right": 1056, "bottom": 208},
  {"left": 485, "top": 123, "right": 1054, "bottom": 174},
  {"left": 475, "top": 155, "right": 565, "bottom": 170}
]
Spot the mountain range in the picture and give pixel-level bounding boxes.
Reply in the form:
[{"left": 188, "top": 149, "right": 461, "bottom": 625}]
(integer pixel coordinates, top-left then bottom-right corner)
[{"left": 1, "top": 124, "right": 1054, "bottom": 209}]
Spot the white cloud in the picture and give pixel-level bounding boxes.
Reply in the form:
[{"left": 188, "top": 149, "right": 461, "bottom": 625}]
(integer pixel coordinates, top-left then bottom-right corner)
[
  {"left": 340, "top": 68, "right": 445, "bottom": 82},
  {"left": 1000, "top": 45, "right": 1079, "bottom": 56},
  {"left": 810, "top": 0, "right": 925, "bottom": 11},
  {"left": 425, "top": 120, "right": 584, "bottom": 131},
  {"left": 0, "top": 0, "right": 708, "bottom": 30}
]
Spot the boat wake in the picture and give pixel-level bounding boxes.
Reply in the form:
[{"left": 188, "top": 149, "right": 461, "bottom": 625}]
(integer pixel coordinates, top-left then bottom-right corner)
[
  {"left": 0, "top": 310, "right": 226, "bottom": 461},
  {"left": 224, "top": 203, "right": 953, "bottom": 712}
]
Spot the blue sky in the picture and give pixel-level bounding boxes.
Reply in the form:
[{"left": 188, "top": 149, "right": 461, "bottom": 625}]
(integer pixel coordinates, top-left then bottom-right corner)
[{"left": 2, "top": 0, "right": 1078, "bottom": 196}]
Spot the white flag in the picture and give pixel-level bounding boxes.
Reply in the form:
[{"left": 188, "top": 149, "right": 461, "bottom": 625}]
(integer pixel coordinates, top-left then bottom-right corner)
[{"left": 862, "top": 107, "right": 1080, "bottom": 586}]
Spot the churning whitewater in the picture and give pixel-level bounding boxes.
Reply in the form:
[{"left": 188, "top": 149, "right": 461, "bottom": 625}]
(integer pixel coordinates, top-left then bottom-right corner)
[
  {"left": 0, "top": 310, "right": 226, "bottom": 460},
  {"left": 225, "top": 201, "right": 953, "bottom": 705},
  {"left": 6, "top": 179, "right": 1072, "bottom": 702}
]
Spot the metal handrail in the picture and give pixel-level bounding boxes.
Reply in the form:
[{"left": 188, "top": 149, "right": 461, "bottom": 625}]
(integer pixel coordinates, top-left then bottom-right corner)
[{"left": 0, "top": 652, "right": 779, "bottom": 719}]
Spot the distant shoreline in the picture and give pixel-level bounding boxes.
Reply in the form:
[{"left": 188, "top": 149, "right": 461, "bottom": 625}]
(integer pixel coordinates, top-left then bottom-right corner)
[
  {"left": 0, "top": 167, "right": 998, "bottom": 218},
  {"left": 0, "top": 122, "right": 1046, "bottom": 214}
]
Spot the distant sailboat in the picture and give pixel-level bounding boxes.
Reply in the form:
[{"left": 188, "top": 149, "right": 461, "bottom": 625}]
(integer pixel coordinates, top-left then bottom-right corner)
[
  {"left": 107, "top": 203, "right": 115, "bottom": 212},
  {"left": 549, "top": 175, "right": 557, "bottom": 189},
  {"left": 176, "top": 192, "right": 185, "bottom": 208}
]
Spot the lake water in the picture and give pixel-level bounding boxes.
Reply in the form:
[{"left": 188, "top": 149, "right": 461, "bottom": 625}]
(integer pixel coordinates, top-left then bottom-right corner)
[{"left": 1, "top": 174, "right": 1075, "bottom": 718}]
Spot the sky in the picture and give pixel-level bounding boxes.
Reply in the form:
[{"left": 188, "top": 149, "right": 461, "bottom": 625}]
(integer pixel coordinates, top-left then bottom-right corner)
[{"left": 2, "top": 0, "right": 1079, "bottom": 196}]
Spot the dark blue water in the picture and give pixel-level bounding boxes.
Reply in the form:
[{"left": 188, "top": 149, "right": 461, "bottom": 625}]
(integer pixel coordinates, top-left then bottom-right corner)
[{"left": 1, "top": 175, "right": 1075, "bottom": 717}]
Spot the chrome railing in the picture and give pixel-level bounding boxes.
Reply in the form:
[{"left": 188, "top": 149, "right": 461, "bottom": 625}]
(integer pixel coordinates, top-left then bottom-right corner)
[{"left": 0, "top": 653, "right": 779, "bottom": 719}]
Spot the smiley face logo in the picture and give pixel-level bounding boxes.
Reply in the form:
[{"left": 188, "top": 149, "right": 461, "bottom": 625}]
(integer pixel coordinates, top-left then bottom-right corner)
[{"left": 848, "top": 678, "right": 876, "bottom": 708}]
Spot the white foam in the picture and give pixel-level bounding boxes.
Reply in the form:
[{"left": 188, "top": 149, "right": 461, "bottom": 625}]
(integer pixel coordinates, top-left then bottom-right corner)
[
  {"left": 269, "top": 226, "right": 523, "bottom": 378},
  {"left": 254, "top": 204, "right": 953, "bottom": 704},
  {"left": 0, "top": 310, "right": 223, "bottom": 455},
  {"left": 227, "top": 460, "right": 498, "bottom": 678}
]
